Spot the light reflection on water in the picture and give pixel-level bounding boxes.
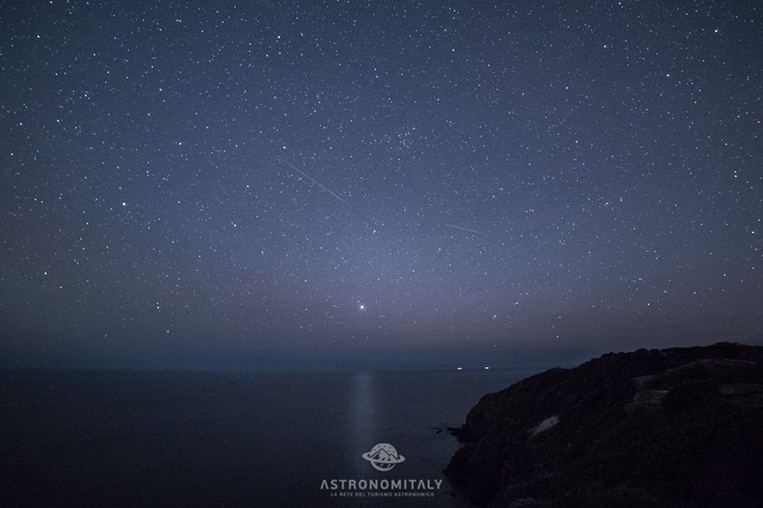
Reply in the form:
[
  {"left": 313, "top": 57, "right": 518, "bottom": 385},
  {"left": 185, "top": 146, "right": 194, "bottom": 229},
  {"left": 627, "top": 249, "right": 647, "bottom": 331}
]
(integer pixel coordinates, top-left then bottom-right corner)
[{"left": 350, "top": 372, "right": 378, "bottom": 476}]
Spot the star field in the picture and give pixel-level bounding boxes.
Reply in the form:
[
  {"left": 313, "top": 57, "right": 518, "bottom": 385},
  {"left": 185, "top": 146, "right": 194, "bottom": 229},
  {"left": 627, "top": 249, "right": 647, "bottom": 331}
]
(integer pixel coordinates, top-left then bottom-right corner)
[{"left": 1, "top": 1, "right": 761, "bottom": 370}]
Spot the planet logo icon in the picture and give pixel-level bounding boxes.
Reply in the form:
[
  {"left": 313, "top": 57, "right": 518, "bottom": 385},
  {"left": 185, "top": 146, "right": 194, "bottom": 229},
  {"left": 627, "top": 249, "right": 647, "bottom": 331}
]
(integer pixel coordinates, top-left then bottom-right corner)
[{"left": 362, "top": 443, "right": 406, "bottom": 472}]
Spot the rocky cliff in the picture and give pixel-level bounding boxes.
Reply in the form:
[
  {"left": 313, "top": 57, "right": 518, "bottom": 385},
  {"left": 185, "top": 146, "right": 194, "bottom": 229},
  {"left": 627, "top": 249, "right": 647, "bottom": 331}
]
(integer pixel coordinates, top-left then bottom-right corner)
[{"left": 444, "top": 342, "right": 763, "bottom": 507}]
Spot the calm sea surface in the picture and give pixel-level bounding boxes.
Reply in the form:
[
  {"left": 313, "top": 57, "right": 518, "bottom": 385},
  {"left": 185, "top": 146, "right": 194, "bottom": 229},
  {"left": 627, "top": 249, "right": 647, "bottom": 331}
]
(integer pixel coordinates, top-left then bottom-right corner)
[{"left": 0, "top": 368, "right": 539, "bottom": 506}]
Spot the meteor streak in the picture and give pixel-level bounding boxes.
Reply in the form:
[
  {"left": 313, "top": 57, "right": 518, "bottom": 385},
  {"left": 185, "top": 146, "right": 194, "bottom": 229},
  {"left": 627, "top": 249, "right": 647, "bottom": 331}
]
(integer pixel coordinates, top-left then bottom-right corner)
[
  {"left": 279, "top": 157, "right": 347, "bottom": 203},
  {"left": 445, "top": 223, "right": 481, "bottom": 234}
]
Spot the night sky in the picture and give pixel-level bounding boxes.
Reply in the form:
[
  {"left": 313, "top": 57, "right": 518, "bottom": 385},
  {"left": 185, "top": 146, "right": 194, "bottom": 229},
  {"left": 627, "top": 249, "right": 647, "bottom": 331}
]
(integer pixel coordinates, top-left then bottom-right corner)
[{"left": 1, "top": 1, "right": 761, "bottom": 371}]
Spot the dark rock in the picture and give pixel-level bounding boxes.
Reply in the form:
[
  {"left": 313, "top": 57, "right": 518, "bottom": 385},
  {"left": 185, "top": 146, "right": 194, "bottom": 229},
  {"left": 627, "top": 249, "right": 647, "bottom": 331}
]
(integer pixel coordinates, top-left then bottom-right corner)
[{"left": 444, "top": 342, "right": 763, "bottom": 507}]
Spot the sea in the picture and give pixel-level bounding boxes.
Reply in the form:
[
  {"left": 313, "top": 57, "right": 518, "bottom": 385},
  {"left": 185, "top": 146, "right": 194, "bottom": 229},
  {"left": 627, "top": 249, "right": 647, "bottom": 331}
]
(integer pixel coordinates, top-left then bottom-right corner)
[{"left": 0, "top": 367, "right": 542, "bottom": 507}]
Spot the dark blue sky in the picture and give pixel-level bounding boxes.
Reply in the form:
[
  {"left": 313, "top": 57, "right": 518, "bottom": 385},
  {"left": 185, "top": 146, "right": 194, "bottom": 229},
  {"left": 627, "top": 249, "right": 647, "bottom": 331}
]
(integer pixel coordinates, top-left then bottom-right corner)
[{"left": 1, "top": 1, "right": 761, "bottom": 370}]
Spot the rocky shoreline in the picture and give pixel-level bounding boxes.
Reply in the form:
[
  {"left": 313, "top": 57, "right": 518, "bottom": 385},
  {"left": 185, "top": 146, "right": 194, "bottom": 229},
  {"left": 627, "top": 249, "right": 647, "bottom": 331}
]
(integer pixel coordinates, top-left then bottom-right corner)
[{"left": 444, "top": 342, "right": 763, "bottom": 507}]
